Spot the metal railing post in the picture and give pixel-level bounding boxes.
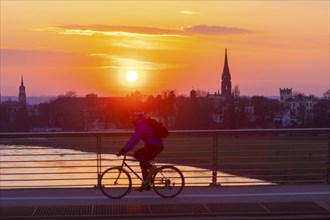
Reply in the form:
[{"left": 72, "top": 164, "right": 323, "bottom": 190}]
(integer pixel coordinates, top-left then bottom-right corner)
[
  {"left": 210, "top": 133, "right": 220, "bottom": 186},
  {"left": 96, "top": 135, "right": 102, "bottom": 188},
  {"left": 327, "top": 130, "right": 330, "bottom": 183}
]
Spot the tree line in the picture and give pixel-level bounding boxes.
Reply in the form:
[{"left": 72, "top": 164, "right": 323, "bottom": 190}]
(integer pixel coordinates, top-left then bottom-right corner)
[{"left": 1, "top": 89, "right": 329, "bottom": 132}]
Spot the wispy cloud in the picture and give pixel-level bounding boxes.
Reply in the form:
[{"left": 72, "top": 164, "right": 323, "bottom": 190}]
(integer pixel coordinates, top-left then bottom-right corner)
[
  {"left": 92, "top": 54, "right": 183, "bottom": 70},
  {"left": 35, "top": 24, "right": 254, "bottom": 37},
  {"left": 1, "top": 48, "right": 104, "bottom": 68},
  {"left": 179, "top": 10, "right": 201, "bottom": 15},
  {"left": 1, "top": 48, "right": 182, "bottom": 73},
  {"left": 182, "top": 25, "right": 253, "bottom": 35}
]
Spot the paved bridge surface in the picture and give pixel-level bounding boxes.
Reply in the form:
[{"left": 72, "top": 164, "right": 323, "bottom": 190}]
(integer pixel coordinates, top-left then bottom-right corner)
[{"left": 1, "top": 184, "right": 330, "bottom": 219}]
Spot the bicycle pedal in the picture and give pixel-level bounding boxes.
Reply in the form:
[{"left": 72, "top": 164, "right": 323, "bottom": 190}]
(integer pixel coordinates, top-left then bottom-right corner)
[
  {"left": 135, "top": 187, "right": 144, "bottom": 192},
  {"left": 135, "top": 184, "right": 151, "bottom": 192}
]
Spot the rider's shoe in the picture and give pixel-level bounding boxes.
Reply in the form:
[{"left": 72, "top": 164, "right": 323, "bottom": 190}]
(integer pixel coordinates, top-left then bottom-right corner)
[
  {"left": 135, "top": 182, "right": 151, "bottom": 192},
  {"left": 147, "top": 165, "right": 158, "bottom": 179},
  {"left": 135, "top": 185, "right": 144, "bottom": 192}
]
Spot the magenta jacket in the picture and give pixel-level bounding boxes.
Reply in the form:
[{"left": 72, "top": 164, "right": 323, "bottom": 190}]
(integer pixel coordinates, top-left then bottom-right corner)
[{"left": 123, "top": 116, "right": 164, "bottom": 152}]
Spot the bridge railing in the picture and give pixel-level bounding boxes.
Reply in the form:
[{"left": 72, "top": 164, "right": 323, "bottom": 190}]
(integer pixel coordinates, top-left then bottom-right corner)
[{"left": 0, "top": 128, "right": 329, "bottom": 189}]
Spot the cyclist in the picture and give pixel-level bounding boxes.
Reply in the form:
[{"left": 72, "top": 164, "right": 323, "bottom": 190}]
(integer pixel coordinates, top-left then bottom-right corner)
[{"left": 117, "top": 112, "right": 164, "bottom": 191}]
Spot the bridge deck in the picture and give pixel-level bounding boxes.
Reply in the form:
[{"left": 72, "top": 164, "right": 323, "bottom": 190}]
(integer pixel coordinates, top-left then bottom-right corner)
[{"left": 1, "top": 184, "right": 330, "bottom": 219}]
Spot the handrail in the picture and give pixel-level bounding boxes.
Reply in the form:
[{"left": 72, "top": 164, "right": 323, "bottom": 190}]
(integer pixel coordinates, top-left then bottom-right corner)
[{"left": 1, "top": 127, "right": 329, "bottom": 138}]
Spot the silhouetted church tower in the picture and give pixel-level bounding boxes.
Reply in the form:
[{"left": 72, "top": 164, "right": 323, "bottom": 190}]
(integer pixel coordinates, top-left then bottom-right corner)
[
  {"left": 18, "top": 75, "right": 26, "bottom": 106},
  {"left": 221, "top": 48, "right": 232, "bottom": 98}
]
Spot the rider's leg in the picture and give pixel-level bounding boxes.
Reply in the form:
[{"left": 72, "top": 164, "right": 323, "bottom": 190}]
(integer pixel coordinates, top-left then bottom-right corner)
[
  {"left": 133, "top": 148, "right": 149, "bottom": 181},
  {"left": 134, "top": 146, "right": 163, "bottom": 176},
  {"left": 133, "top": 149, "right": 151, "bottom": 192},
  {"left": 134, "top": 145, "right": 164, "bottom": 191},
  {"left": 143, "top": 145, "right": 164, "bottom": 182}
]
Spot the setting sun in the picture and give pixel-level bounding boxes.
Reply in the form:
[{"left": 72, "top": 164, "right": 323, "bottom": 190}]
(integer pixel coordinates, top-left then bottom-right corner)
[{"left": 125, "top": 70, "right": 139, "bottom": 83}]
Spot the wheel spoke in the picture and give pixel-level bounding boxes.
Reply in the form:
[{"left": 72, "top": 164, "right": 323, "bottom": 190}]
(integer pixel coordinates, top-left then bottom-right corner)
[
  {"left": 152, "top": 166, "right": 184, "bottom": 198},
  {"left": 100, "top": 167, "right": 131, "bottom": 199}
]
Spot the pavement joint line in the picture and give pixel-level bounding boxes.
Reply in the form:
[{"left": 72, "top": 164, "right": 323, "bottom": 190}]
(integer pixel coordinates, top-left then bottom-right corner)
[{"left": 1, "top": 191, "right": 329, "bottom": 201}]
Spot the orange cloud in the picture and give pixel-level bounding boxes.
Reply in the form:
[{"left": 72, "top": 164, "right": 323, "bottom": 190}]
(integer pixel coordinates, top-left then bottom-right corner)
[{"left": 37, "top": 24, "right": 254, "bottom": 36}]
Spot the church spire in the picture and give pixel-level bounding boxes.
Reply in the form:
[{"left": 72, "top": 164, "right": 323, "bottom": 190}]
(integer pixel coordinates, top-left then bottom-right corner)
[
  {"left": 221, "top": 48, "right": 232, "bottom": 98},
  {"left": 19, "top": 75, "right": 26, "bottom": 106},
  {"left": 224, "top": 48, "right": 229, "bottom": 72}
]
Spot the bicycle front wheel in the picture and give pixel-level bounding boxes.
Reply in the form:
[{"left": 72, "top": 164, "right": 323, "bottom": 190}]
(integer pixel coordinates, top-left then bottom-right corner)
[
  {"left": 100, "top": 167, "right": 132, "bottom": 199},
  {"left": 152, "top": 165, "right": 184, "bottom": 198}
]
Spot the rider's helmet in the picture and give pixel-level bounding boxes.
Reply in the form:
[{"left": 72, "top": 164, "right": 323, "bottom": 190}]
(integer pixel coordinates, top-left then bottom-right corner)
[{"left": 129, "top": 111, "right": 145, "bottom": 126}]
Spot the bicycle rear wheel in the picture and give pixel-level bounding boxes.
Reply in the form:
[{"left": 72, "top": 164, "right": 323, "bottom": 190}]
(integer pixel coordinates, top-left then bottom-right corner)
[
  {"left": 152, "top": 165, "right": 184, "bottom": 198},
  {"left": 100, "top": 167, "right": 131, "bottom": 199}
]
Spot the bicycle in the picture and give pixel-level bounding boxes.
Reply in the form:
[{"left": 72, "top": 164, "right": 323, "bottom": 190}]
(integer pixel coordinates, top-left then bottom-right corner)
[{"left": 100, "top": 155, "right": 185, "bottom": 199}]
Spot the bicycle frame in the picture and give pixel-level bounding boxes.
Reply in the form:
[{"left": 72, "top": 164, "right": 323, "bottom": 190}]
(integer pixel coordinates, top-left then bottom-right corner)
[{"left": 117, "top": 155, "right": 143, "bottom": 182}]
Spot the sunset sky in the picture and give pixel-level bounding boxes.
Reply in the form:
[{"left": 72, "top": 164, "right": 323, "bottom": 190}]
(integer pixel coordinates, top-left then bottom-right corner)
[{"left": 1, "top": 1, "right": 329, "bottom": 98}]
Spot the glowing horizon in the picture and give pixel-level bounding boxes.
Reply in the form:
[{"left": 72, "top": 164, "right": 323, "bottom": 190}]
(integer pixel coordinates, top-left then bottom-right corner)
[{"left": 1, "top": 1, "right": 329, "bottom": 97}]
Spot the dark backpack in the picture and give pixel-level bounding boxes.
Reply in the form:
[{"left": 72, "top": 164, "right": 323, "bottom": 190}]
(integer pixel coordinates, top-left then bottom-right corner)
[{"left": 145, "top": 118, "right": 169, "bottom": 138}]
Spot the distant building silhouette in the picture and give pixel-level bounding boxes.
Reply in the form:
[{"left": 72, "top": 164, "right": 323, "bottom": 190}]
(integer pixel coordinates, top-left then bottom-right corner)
[
  {"left": 221, "top": 48, "right": 232, "bottom": 98},
  {"left": 205, "top": 48, "right": 234, "bottom": 126},
  {"left": 280, "top": 88, "right": 292, "bottom": 102},
  {"left": 18, "top": 75, "right": 26, "bottom": 107},
  {"left": 0, "top": 76, "right": 31, "bottom": 131},
  {"left": 190, "top": 89, "right": 197, "bottom": 98},
  {"left": 207, "top": 48, "right": 232, "bottom": 100},
  {"left": 274, "top": 88, "right": 318, "bottom": 127}
]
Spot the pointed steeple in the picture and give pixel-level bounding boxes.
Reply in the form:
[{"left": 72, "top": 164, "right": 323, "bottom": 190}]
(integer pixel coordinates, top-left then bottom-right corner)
[
  {"left": 222, "top": 48, "right": 231, "bottom": 81},
  {"left": 19, "top": 75, "right": 26, "bottom": 106},
  {"left": 221, "top": 48, "right": 232, "bottom": 98}
]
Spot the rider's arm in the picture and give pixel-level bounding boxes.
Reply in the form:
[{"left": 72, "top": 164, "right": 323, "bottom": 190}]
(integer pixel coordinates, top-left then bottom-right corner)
[{"left": 121, "top": 123, "right": 146, "bottom": 153}]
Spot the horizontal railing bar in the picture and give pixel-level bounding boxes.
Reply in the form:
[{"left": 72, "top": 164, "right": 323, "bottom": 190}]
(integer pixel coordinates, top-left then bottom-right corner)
[
  {"left": 177, "top": 170, "right": 211, "bottom": 172},
  {"left": 101, "top": 165, "right": 141, "bottom": 169},
  {"left": 1, "top": 166, "right": 97, "bottom": 169},
  {"left": 168, "top": 163, "right": 212, "bottom": 166},
  {"left": 102, "top": 158, "right": 213, "bottom": 162},
  {"left": 220, "top": 167, "right": 328, "bottom": 171},
  {"left": 2, "top": 163, "right": 326, "bottom": 169},
  {"left": 1, "top": 178, "right": 97, "bottom": 181},
  {"left": 217, "top": 173, "right": 326, "bottom": 178},
  {"left": 1, "top": 128, "right": 328, "bottom": 138},
  {"left": 0, "top": 146, "right": 119, "bottom": 149},
  {"left": 216, "top": 142, "right": 327, "bottom": 145},
  {"left": 218, "top": 161, "right": 327, "bottom": 165},
  {"left": 1, "top": 159, "right": 97, "bottom": 163},
  {"left": 161, "top": 157, "right": 328, "bottom": 161},
  {"left": 0, "top": 185, "right": 96, "bottom": 188},
  {"left": 176, "top": 141, "right": 327, "bottom": 145},
  {"left": 0, "top": 153, "right": 95, "bottom": 156},
  {"left": 217, "top": 149, "right": 328, "bottom": 153},
  {"left": 181, "top": 183, "right": 212, "bottom": 185},
  {"left": 221, "top": 179, "right": 326, "bottom": 184},
  {"left": 168, "top": 146, "right": 319, "bottom": 150},
  {"left": 2, "top": 155, "right": 327, "bottom": 161},
  {"left": 183, "top": 177, "right": 213, "bottom": 179},
  {"left": 0, "top": 172, "right": 97, "bottom": 175},
  {"left": 163, "top": 151, "right": 328, "bottom": 155},
  {"left": 0, "top": 144, "right": 327, "bottom": 151},
  {"left": 2, "top": 149, "right": 327, "bottom": 153},
  {"left": 3, "top": 177, "right": 213, "bottom": 181},
  {"left": 2, "top": 169, "right": 325, "bottom": 176},
  {"left": 0, "top": 148, "right": 55, "bottom": 150},
  {"left": 217, "top": 155, "right": 328, "bottom": 159}
]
